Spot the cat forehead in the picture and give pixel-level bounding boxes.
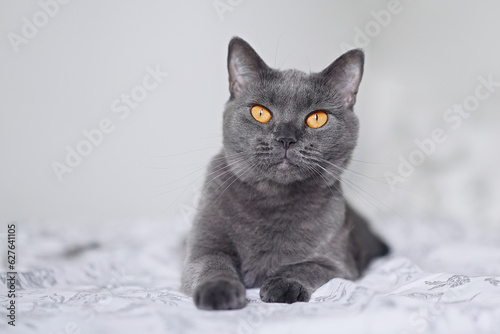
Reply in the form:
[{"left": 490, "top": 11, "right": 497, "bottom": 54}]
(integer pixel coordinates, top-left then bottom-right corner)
[
  {"left": 279, "top": 69, "right": 308, "bottom": 80},
  {"left": 274, "top": 69, "right": 310, "bottom": 88},
  {"left": 255, "top": 69, "right": 331, "bottom": 110}
]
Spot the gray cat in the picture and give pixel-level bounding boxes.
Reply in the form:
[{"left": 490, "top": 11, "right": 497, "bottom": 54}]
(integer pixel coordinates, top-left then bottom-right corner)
[{"left": 181, "top": 37, "right": 388, "bottom": 310}]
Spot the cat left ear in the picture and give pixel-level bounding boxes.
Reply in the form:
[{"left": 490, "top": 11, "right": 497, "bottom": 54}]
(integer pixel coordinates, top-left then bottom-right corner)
[
  {"left": 228, "top": 37, "right": 270, "bottom": 99},
  {"left": 321, "top": 49, "right": 364, "bottom": 110}
]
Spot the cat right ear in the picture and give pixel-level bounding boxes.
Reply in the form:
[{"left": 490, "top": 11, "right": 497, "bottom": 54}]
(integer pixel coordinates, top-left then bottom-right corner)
[
  {"left": 228, "top": 37, "right": 269, "bottom": 99},
  {"left": 320, "top": 49, "right": 364, "bottom": 110}
]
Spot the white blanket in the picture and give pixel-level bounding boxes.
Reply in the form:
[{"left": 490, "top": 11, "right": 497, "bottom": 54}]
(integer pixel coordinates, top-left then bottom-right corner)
[{"left": 1, "top": 219, "right": 499, "bottom": 334}]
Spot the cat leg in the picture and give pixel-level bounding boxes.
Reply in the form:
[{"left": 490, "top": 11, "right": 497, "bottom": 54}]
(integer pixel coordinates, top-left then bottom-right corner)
[
  {"left": 259, "top": 260, "right": 355, "bottom": 304},
  {"left": 346, "top": 204, "right": 390, "bottom": 273},
  {"left": 182, "top": 253, "right": 246, "bottom": 310}
]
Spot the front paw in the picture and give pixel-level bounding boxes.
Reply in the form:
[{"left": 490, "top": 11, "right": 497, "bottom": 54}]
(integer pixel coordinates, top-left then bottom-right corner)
[
  {"left": 194, "top": 279, "right": 246, "bottom": 310},
  {"left": 260, "top": 277, "right": 310, "bottom": 304}
]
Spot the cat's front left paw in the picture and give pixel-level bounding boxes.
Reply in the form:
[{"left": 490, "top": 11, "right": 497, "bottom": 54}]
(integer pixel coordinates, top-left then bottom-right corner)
[{"left": 259, "top": 277, "right": 310, "bottom": 304}]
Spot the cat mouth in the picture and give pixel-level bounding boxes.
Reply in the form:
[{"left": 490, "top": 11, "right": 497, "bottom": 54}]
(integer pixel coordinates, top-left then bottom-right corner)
[
  {"left": 275, "top": 156, "right": 297, "bottom": 169},
  {"left": 263, "top": 150, "right": 302, "bottom": 172}
]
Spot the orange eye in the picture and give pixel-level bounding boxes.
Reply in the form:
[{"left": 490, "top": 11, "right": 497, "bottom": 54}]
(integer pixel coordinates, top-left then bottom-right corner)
[
  {"left": 251, "top": 105, "right": 272, "bottom": 123},
  {"left": 306, "top": 111, "right": 328, "bottom": 128}
]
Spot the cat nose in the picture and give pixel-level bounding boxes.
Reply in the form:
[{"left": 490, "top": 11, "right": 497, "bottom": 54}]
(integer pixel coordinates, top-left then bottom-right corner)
[{"left": 277, "top": 137, "right": 296, "bottom": 150}]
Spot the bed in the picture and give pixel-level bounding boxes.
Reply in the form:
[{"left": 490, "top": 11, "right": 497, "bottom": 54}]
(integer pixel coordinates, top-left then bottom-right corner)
[{"left": 1, "top": 219, "right": 499, "bottom": 334}]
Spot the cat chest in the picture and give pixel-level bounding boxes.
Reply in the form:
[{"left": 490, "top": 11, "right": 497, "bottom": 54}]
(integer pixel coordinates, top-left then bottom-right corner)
[{"left": 234, "top": 212, "right": 334, "bottom": 287}]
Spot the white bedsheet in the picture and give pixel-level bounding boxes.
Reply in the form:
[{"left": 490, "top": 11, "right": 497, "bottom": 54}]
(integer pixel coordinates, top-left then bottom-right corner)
[{"left": 1, "top": 219, "right": 499, "bottom": 334}]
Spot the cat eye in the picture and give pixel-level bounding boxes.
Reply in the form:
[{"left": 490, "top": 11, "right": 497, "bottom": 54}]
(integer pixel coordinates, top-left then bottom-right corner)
[
  {"left": 251, "top": 105, "right": 272, "bottom": 123},
  {"left": 306, "top": 111, "right": 328, "bottom": 128}
]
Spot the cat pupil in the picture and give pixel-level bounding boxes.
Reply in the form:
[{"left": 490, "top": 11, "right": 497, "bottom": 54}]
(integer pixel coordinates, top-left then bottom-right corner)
[
  {"left": 259, "top": 109, "right": 263, "bottom": 117},
  {"left": 315, "top": 114, "right": 318, "bottom": 121}
]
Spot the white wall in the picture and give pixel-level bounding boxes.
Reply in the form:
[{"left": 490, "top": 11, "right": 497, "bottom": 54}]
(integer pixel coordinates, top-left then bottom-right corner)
[{"left": 1, "top": 0, "right": 499, "bottom": 228}]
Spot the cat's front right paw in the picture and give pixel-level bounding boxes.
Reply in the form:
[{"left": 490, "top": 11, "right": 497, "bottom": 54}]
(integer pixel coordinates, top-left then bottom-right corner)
[{"left": 194, "top": 279, "right": 246, "bottom": 310}]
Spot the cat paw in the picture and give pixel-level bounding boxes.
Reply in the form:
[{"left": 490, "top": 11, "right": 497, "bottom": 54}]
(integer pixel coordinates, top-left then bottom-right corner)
[
  {"left": 194, "top": 279, "right": 246, "bottom": 310},
  {"left": 259, "top": 277, "right": 310, "bottom": 303}
]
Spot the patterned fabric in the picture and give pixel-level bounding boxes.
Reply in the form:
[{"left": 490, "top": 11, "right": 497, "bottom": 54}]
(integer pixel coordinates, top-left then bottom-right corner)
[{"left": 1, "top": 220, "right": 499, "bottom": 334}]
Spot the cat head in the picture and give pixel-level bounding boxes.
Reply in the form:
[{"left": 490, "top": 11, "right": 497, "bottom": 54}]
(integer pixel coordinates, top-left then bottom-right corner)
[{"left": 222, "top": 37, "right": 364, "bottom": 186}]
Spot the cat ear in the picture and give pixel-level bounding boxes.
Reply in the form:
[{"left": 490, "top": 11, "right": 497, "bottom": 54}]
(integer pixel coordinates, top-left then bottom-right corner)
[
  {"left": 320, "top": 49, "right": 364, "bottom": 110},
  {"left": 228, "top": 37, "right": 269, "bottom": 99}
]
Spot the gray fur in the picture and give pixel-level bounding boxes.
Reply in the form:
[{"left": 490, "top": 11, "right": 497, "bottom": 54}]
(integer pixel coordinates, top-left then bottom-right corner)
[{"left": 182, "top": 37, "right": 388, "bottom": 310}]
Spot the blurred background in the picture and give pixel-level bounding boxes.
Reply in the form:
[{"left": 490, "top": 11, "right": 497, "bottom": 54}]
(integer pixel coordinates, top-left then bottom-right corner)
[{"left": 1, "top": 0, "right": 499, "bottom": 230}]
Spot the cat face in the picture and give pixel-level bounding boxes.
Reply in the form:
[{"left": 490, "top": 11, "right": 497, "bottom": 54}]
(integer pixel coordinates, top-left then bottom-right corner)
[{"left": 222, "top": 37, "right": 364, "bottom": 186}]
